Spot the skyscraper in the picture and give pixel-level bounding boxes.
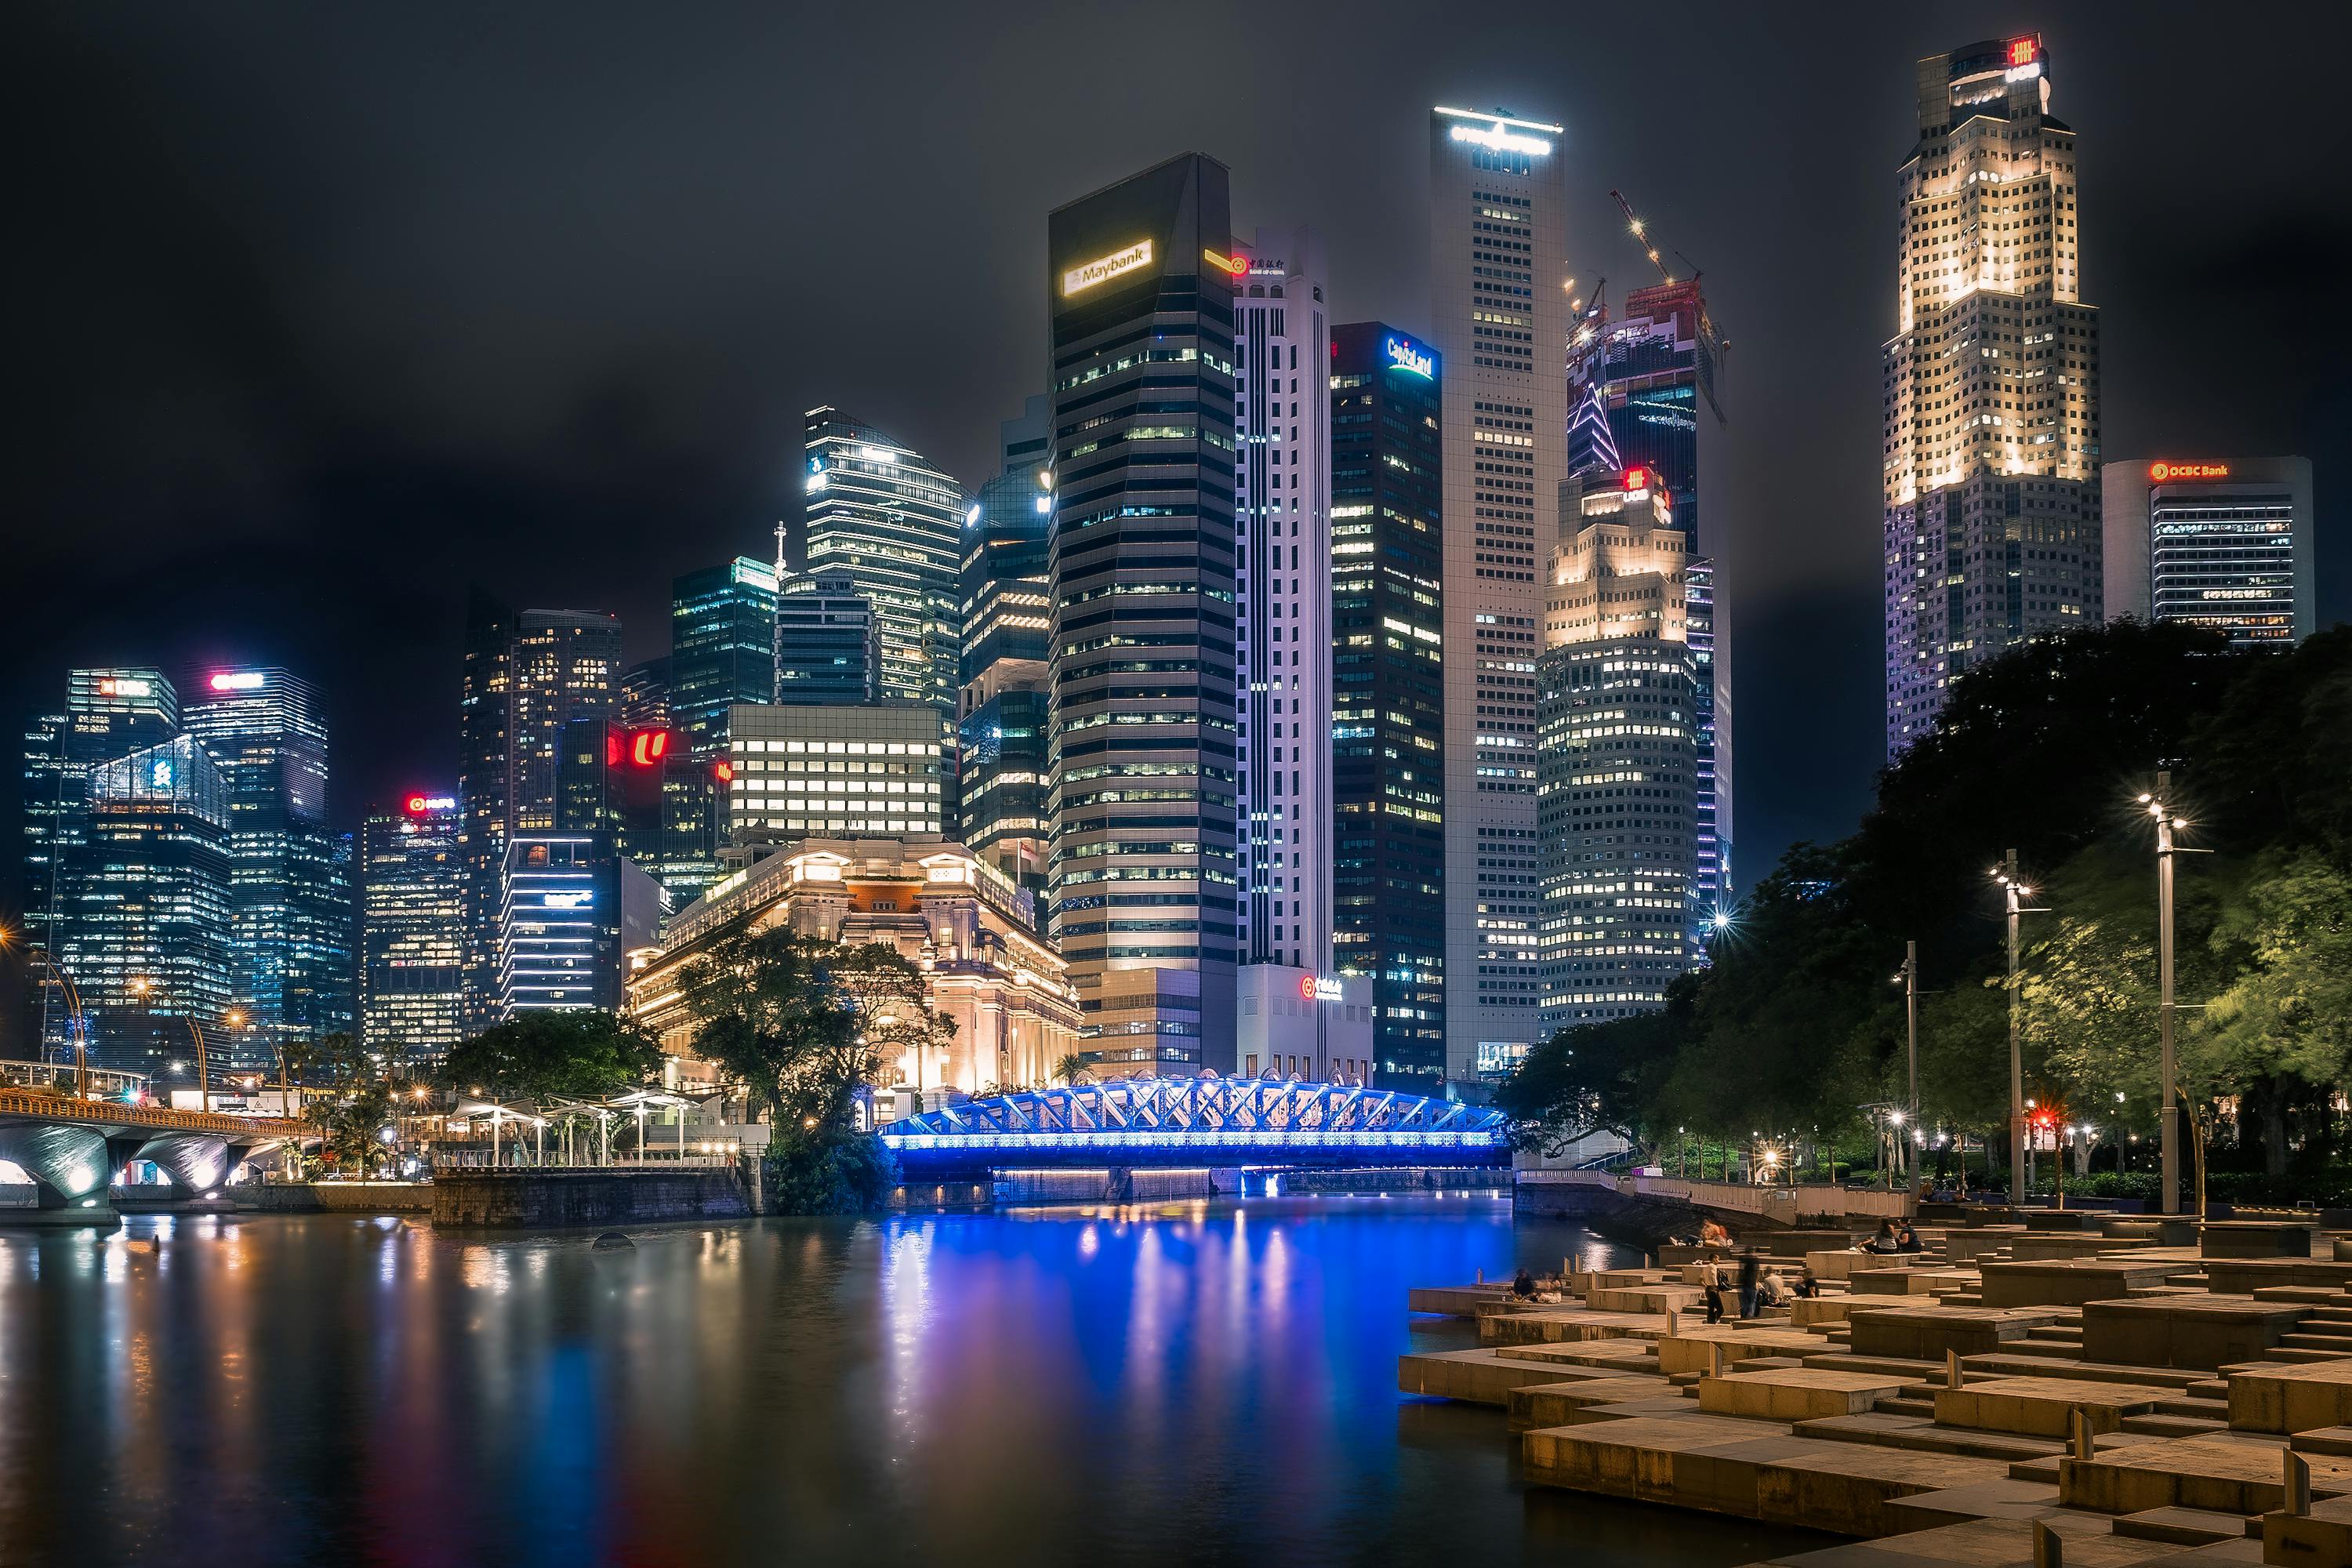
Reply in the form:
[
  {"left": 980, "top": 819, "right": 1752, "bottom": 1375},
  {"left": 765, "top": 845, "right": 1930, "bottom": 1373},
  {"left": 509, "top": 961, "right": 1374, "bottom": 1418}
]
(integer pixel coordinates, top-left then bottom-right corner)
[
  {"left": 958, "top": 396, "right": 1054, "bottom": 895},
  {"left": 1569, "top": 278, "right": 1733, "bottom": 926},
  {"left": 2102, "top": 457, "right": 2317, "bottom": 647},
  {"left": 182, "top": 666, "right": 351, "bottom": 1068},
  {"left": 59, "top": 735, "right": 234, "bottom": 1077},
  {"left": 360, "top": 793, "right": 467, "bottom": 1063},
  {"left": 1537, "top": 468, "right": 1700, "bottom": 1031},
  {"left": 1329, "top": 321, "right": 1446, "bottom": 1091},
  {"left": 774, "top": 572, "right": 878, "bottom": 703},
  {"left": 724, "top": 703, "right": 953, "bottom": 841},
  {"left": 1882, "top": 34, "right": 2101, "bottom": 756},
  {"left": 669, "top": 557, "right": 779, "bottom": 755},
  {"left": 458, "top": 593, "right": 622, "bottom": 1025},
  {"left": 1229, "top": 225, "right": 1333, "bottom": 978},
  {"left": 800, "top": 408, "right": 966, "bottom": 715},
  {"left": 1046, "top": 153, "right": 1240, "bottom": 1079},
  {"left": 18, "top": 668, "right": 180, "bottom": 1056},
  {"left": 1428, "top": 105, "right": 1570, "bottom": 1087}
]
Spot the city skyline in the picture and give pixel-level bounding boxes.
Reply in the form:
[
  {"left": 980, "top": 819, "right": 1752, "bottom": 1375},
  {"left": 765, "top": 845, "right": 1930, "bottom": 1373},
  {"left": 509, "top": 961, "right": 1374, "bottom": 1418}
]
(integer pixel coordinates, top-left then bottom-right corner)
[{"left": 5, "top": 5, "right": 2347, "bottom": 1051}]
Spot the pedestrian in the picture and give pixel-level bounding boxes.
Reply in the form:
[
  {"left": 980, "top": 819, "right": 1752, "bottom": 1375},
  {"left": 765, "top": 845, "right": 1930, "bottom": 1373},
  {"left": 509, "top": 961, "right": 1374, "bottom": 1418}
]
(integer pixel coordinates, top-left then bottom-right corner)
[
  {"left": 1737, "top": 1249, "right": 1759, "bottom": 1319},
  {"left": 1702, "top": 1261, "right": 1726, "bottom": 1324}
]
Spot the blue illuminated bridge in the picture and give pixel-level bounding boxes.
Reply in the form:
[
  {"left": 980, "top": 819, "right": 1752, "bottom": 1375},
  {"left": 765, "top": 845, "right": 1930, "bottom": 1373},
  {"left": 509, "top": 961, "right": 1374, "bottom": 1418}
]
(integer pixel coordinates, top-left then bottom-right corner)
[{"left": 878, "top": 1077, "right": 1512, "bottom": 1174}]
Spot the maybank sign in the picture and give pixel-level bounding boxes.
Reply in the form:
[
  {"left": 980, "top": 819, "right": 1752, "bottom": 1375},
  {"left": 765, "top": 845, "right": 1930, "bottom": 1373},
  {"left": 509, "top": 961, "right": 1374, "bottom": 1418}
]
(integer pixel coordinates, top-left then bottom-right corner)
[
  {"left": 1450, "top": 122, "right": 1553, "bottom": 157},
  {"left": 1062, "top": 239, "right": 1154, "bottom": 297},
  {"left": 1385, "top": 335, "right": 1434, "bottom": 378}
]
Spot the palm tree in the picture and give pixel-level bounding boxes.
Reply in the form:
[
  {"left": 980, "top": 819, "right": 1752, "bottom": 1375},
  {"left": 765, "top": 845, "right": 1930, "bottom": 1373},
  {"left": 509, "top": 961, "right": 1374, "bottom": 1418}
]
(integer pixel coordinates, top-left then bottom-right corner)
[{"left": 1054, "top": 1053, "right": 1094, "bottom": 1087}]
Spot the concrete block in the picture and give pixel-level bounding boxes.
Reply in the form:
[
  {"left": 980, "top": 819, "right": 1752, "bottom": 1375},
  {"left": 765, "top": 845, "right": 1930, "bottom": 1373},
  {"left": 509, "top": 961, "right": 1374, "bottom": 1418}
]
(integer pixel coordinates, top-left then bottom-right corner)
[
  {"left": 2201, "top": 1222, "right": 2314, "bottom": 1260},
  {"left": 2060, "top": 1436, "right": 2352, "bottom": 1515},
  {"left": 1398, "top": 1348, "right": 1600, "bottom": 1405},
  {"left": 2082, "top": 1296, "right": 2310, "bottom": 1371},
  {"left": 1847, "top": 1305, "right": 2068, "bottom": 1361},
  {"left": 2230, "top": 1359, "right": 2352, "bottom": 1436},
  {"left": 1850, "top": 1268, "right": 1975, "bottom": 1295},
  {"left": 1656, "top": 1329, "right": 1828, "bottom": 1376},
  {"left": 1697, "top": 1368, "right": 1911, "bottom": 1421},
  {"left": 2261, "top": 1495, "right": 2352, "bottom": 1566},
  {"left": 1978, "top": 1258, "right": 2187, "bottom": 1307},
  {"left": 1933, "top": 1376, "right": 2173, "bottom": 1437},
  {"left": 1506, "top": 1376, "right": 1678, "bottom": 1430}
]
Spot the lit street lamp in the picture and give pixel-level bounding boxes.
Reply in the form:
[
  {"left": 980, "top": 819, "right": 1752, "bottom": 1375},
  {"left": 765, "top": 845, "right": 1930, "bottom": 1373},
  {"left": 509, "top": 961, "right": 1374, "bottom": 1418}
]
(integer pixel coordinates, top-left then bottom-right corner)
[
  {"left": 2137, "top": 775, "right": 2206, "bottom": 1216},
  {"left": 1989, "top": 852, "right": 2049, "bottom": 1205}
]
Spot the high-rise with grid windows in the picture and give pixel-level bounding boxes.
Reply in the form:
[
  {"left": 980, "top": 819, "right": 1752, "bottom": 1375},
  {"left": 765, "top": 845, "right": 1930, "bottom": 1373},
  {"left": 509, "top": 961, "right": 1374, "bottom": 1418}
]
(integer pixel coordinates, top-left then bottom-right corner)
[
  {"left": 1883, "top": 34, "right": 2101, "bottom": 757},
  {"left": 1044, "top": 153, "right": 1240, "bottom": 1080},
  {"left": 1428, "top": 105, "right": 1570, "bottom": 1086}
]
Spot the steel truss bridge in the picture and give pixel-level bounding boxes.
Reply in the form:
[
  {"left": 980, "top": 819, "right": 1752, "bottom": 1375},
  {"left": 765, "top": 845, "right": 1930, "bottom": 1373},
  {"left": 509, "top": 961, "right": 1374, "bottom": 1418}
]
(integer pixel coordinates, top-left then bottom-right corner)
[
  {"left": 879, "top": 1076, "right": 1511, "bottom": 1173},
  {"left": 0, "top": 1065, "right": 299, "bottom": 1212}
]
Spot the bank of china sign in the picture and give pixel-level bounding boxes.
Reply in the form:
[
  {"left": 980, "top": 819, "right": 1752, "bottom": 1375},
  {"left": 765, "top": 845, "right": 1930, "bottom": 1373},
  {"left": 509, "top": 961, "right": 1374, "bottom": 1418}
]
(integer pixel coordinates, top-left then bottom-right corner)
[{"left": 1062, "top": 239, "right": 1153, "bottom": 297}]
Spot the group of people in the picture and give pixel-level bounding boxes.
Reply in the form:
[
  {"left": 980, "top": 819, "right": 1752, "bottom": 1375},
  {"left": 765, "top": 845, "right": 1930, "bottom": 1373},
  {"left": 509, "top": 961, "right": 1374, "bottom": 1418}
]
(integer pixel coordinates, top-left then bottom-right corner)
[
  {"left": 1861, "top": 1219, "right": 1926, "bottom": 1254},
  {"left": 1696, "top": 1250, "right": 1815, "bottom": 1322}
]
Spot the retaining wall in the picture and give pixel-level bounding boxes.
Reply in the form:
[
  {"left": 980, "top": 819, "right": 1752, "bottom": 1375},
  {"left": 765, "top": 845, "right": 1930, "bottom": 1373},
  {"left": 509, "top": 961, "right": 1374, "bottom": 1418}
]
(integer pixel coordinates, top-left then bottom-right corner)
[{"left": 431, "top": 1168, "right": 753, "bottom": 1229}]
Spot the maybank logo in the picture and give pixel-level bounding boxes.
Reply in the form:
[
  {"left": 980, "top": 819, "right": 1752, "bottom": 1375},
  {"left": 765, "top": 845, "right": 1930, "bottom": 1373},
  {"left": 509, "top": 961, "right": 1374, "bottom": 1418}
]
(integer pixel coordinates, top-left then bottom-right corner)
[
  {"left": 1450, "top": 122, "right": 1553, "bottom": 157},
  {"left": 1062, "top": 239, "right": 1154, "bottom": 296}
]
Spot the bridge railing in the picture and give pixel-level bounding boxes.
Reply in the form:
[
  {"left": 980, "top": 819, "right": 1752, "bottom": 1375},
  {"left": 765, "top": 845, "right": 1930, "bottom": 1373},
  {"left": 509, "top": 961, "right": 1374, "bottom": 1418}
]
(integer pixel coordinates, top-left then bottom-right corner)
[
  {"left": 0, "top": 1087, "right": 303, "bottom": 1138},
  {"left": 0, "top": 1062, "right": 149, "bottom": 1101}
]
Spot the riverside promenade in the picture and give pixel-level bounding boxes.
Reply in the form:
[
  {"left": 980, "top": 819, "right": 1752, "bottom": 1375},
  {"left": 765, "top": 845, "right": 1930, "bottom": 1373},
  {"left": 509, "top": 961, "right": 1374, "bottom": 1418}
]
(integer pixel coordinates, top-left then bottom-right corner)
[{"left": 1405, "top": 1213, "right": 2352, "bottom": 1566}]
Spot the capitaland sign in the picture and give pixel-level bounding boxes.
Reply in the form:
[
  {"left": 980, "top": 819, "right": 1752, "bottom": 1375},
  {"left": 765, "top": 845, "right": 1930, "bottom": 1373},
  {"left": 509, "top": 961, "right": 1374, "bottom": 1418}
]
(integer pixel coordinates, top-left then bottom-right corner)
[
  {"left": 1450, "top": 122, "right": 1553, "bottom": 157},
  {"left": 2149, "top": 462, "right": 2230, "bottom": 483},
  {"left": 1385, "top": 335, "right": 1434, "bottom": 378},
  {"left": 1062, "top": 239, "right": 1154, "bottom": 297}
]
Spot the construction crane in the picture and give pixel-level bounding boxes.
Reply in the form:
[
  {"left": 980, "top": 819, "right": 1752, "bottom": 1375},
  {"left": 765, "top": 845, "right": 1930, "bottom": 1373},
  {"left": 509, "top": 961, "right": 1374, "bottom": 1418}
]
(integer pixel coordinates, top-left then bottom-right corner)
[{"left": 1610, "top": 190, "right": 1700, "bottom": 286}]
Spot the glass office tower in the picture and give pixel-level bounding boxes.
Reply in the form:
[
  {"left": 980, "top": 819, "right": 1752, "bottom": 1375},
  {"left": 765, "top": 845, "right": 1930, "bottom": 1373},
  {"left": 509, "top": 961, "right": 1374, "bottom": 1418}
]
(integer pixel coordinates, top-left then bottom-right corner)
[
  {"left": 958, "top": 395, "right": 1054, "bottom": 895},
  {"left": 670, "top": 557, "right": 779, "bottom": 755},
  {"left": 800, "top": 408, "right": 967, "bottom": 716},
  {"left": 1045, "top": 152, "right": 1240, "bottom": 1077},
  {"left": 360, "top": 793, "right": 467, "bottom": 1064},
  {"left": 1329, "top": 321, "right": 1446, "bottom": 1091},
  {"left": 182, "top": 666, "right": 351, "bottom": 1069}
]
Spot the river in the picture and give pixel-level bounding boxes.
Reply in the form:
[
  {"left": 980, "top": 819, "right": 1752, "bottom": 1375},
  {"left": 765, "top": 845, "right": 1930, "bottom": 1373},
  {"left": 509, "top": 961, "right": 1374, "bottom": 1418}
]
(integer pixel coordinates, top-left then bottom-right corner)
[{"left": 0, "top": 1194, "right": 1823, "bottom": 1566}]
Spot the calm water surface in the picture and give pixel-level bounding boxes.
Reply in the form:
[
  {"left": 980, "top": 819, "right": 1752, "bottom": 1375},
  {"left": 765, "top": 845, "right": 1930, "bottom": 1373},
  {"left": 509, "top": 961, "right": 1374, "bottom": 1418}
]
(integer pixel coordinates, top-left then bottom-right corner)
[{"left": 0, "top": 1194, "right": 1820, "bottom": 1566}]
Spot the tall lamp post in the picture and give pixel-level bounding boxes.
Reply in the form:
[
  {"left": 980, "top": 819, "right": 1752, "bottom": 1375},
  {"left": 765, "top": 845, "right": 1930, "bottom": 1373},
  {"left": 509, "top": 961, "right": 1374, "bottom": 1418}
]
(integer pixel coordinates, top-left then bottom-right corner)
[
  {"left": 2137, "top": 774, "right": 2205, "bottom": 1216},
  {"left": 1893, "top": 942, "right": 1920, "bottom": 1167},
  {"left": 4, "top": 933, "right": 90, "bottom": 1097},
  {"left": 1990, "top": 853, "right": 2047, "bottom": 1205},
  {"left": 130, "top": 977, "right": 238, "bottom": 1114}
]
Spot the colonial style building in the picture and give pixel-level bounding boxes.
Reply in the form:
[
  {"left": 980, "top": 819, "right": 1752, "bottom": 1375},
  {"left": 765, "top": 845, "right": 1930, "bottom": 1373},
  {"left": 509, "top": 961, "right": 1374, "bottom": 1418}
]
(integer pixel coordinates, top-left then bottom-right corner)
[{"left": 626, "top": 836, "right": 1080, "bottom": 1098}]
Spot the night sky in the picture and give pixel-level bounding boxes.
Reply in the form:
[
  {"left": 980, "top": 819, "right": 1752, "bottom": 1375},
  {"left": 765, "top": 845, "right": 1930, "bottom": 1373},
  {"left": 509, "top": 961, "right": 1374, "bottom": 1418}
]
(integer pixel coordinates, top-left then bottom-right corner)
[{"left": 5, "top": 2, "right": 2348, "bottom": 1031}]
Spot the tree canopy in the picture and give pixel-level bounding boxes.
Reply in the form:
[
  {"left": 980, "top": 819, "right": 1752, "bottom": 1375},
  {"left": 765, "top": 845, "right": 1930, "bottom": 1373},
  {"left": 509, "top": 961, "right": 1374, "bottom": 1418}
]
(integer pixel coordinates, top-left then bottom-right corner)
[
  {"left": 1499, "top": 621, "right": 2352, "bottom": 1177},
  {"left": 440, "top": 1011, "right": 662, "bottom": 1109}
]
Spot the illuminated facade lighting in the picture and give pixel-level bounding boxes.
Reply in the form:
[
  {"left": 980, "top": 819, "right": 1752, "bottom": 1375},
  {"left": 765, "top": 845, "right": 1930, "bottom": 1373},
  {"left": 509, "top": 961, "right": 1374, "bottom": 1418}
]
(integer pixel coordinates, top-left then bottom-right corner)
[
  {"left": 2101, "top": 456, "right": 2315, "bottom": 647},
  {"left": 1882, "top": 34, "right": 2102, "bottom": 757}
]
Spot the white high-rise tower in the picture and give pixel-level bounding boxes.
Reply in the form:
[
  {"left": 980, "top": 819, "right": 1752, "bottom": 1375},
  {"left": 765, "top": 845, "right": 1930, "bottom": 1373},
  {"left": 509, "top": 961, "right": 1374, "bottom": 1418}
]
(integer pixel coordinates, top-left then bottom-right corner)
[{"left": 1428, "top": 105, "right": 1570, "bottom": 1086}]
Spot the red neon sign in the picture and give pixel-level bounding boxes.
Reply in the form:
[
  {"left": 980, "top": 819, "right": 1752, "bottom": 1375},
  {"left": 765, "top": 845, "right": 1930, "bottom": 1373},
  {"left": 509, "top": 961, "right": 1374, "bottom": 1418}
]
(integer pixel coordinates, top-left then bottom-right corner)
[
  {"left": 2150, "top": 461, "right": 2230, "bottom": 483},
  {"left": 713, "top": 759, "right": 735, "bottom": 784},
  {"left": 2006, "top": 36, "right": 2038, "bottom": 67},
  {"left": 1623, "top": 466, "right": 1649, "bottom": 492},
  {"left": 629, "top": 729, "right": 671, "bottom": 768},
  {"left": 405, "top": 794, "right": 428, "bottom": 815},
  {"left": 1298, "top": 975, "right": 1318, "bottom": 1002}
]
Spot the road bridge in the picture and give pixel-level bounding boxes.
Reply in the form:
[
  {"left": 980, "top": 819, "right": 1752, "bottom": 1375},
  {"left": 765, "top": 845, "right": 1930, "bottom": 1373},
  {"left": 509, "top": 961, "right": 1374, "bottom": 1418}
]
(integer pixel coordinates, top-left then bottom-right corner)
[
  {"left": 880, "top": 1076, "right": 1511, "bottom": 1178},
  {"left": 0, "top": 1065, "right": 299, "bottom": 1218}
]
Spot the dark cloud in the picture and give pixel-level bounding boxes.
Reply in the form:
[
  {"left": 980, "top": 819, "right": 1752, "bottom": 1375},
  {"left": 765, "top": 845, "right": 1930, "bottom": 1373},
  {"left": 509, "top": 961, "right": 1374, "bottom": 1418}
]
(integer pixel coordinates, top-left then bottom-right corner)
[{"left": 4, "top": 1, "right": 2348, "bottom": 1011}]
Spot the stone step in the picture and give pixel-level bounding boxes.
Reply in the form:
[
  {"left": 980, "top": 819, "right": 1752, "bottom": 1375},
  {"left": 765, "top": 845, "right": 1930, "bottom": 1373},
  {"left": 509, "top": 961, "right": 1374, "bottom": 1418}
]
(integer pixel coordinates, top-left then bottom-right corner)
[
  {"left": 2110, "top": 1505, "right": 2259, "bottom": 1545},
  {"left": 2284, "top": 1332, "right": 2352, "bottom": 1350},
  {"left": 1961, "top": 1353, "right": 2209, "bottom": 1390},
  {"left": 2024, "top": 1324, "right": 2086, "bottom": 1342},
  {"left": 1943, "top": 1292, "right": 1986, "bottom": 1306},
  {"left": 2119, "top": 1414, "right": 2231, "bottom": 1438},
  {"left": 2291, "top": 1427, "right": 2352, "bottom": 1456},
  {"left": 2190, "top": 1379, "right": 2231, "bottom": 1400},
  {"left": 2260, "top": 1346, "right": 2352, "bottom": 1363},
  {"left": 1874, "top": 1395, "right": 1938, "bottom": 1417},
  {"left": 2252, "top": 1285, "right": 2350, "bottom": 1305},
  {"left": 1996, "top": 1339, "right": 2086, "bottom": 1359},
  {"left": 2154, "top": 1397, "right": 2232, "bottom": 1420},
  {"left": 1793, "top": 1411, "right": 2063, "bottom": 1461},
  {"left": 1799, "top": 1352, "right": 1946, "bottom": 1379}
]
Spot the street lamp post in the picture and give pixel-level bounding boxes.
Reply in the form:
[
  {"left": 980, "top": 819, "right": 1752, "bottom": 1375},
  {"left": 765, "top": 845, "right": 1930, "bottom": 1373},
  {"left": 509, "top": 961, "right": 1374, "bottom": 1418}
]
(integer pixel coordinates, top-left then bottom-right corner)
[
  {"left": 2155, "top": 778, "right": 2177, "bottom": 1215},
  {"left": 1990, "top": 853, "right": 2047, "bottom": 1205}
]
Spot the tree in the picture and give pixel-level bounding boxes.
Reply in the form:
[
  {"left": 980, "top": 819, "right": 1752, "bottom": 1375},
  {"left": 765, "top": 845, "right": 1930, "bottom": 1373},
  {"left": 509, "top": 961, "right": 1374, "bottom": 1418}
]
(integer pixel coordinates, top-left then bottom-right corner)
[
  {"left": 677, "top": 928, "right": 940, "bottom": 1213},
  {"left": 317, "top": 1080, "right": 396, "bottom": 1178},
  {"left": 441, "top": 1011, "right": 662, "bottom": 1110},
  {"left": 2198, "top": 851, "right": 2352, "bottom": 1173},
  {"left": 1494, "top": 976, "right": 1694, "bottom": 1156},
  {"left": 1054, "top": 1053, "right": 1093, "bottom": 1087}
]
